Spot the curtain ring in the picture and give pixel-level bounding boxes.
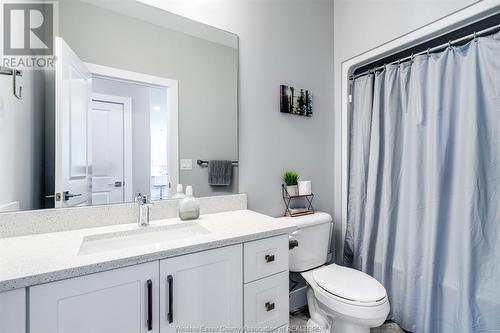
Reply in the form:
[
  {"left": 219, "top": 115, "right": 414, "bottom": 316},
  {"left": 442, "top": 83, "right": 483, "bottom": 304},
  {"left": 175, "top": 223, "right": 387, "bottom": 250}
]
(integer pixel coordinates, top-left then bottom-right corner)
[
  {"left": 411, "top": 54, "right": 415, "bottom": 63},
  {"left": 397, "top": 59, "right": 401, "bottom": 66},
  {"left": 448, "top": 40, "right": 452, "bottom": 50},
  {"left": 427, "top": 48, "right": 431, "bottom": 57},
  {"left": 474, "top": 31, "right": 478, "bottom": 43}
]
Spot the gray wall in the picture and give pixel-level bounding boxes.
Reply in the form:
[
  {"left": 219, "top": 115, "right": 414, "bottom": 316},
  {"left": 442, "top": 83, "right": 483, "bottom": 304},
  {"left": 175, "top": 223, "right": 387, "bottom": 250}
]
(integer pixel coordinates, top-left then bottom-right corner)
[
  {"left": 58, "top": 0, "right": 238, "bottom": 198},
  {"left": 132, "top": 0, "right": 484, "bottom": 260},
  {"left": 0, "top": 71, "right": 45, "bottom": 211},
  {"left": 143, "top": 1, "right": 336, "bottom": 219}
]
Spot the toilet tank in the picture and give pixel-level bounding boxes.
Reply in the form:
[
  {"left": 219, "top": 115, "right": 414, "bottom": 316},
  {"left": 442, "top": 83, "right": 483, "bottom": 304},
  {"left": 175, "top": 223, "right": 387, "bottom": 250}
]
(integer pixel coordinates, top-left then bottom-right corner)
[{"left": 282, "top": 212, "right": 333, "bottom": 272}]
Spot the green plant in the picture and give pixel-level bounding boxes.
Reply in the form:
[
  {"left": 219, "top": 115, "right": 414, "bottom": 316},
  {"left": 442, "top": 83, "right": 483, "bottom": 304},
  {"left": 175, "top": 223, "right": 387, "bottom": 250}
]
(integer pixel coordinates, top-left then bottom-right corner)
[{"left": 282, "top": 171, "right": 299, "bottom": 186}]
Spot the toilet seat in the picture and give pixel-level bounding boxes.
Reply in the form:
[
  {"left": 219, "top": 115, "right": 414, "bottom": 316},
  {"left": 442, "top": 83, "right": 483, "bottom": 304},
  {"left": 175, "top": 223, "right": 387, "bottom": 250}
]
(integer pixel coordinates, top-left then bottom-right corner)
[{"left": 312, "top": 264, "right": 387, "bottom": 306}]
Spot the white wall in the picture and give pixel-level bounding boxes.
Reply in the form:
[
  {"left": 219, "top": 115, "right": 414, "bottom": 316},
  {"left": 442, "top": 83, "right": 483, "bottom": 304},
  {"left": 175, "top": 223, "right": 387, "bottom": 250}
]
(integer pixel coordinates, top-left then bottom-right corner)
[
  {"left": 141, "top": 0, "right": 336, "bottom": 219},
  {"left": 331, "top": 0, "right": 482, "bottom": 260}
]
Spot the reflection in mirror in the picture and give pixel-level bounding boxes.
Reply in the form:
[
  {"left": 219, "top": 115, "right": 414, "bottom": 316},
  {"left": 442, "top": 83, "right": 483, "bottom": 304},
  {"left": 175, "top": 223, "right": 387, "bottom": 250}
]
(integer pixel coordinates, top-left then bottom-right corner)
[
  {"left": 0, "top": 0, "right": 238, "bottom": 213},
  {"left": 150, "top": 87, "right": 169, "bottom": 201},
  {"left": 90, "top": 75, "right": 172, "bottom": 205}
]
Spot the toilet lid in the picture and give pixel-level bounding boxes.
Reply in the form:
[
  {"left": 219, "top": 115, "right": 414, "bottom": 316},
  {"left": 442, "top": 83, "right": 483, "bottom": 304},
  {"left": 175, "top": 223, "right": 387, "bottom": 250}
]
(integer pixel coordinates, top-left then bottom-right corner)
[{"left": 312, "top": 265, "right": 386, "bottom": 303}]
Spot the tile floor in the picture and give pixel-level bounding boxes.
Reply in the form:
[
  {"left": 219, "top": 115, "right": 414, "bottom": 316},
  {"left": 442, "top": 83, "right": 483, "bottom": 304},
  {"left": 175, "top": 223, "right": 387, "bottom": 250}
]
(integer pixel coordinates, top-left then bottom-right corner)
[{"left": 289, "top": 307, "right": 408, "bottom": 333}]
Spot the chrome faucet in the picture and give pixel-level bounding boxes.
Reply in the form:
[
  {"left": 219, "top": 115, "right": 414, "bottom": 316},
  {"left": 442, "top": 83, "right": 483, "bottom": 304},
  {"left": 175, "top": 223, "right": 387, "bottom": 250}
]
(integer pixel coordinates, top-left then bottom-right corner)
[{"left": 136, "top": 194, "right": 152, "bottom": 227}]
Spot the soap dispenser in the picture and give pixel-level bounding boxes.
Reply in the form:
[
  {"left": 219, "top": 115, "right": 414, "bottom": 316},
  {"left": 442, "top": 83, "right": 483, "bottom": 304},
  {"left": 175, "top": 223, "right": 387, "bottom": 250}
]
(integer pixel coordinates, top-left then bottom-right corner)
[
  {"left": 178, "top": 186, "right": 200, "bottom": 220},
  {"left": 172, "top": 184, "right": 186, "bottom": 199}
]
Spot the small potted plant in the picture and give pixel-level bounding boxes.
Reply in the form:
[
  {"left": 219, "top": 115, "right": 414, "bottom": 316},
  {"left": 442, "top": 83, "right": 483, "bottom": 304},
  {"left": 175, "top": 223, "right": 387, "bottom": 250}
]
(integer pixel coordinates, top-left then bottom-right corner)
[{"left": 282, "top": 171, "right": 300, "bottom": 197}]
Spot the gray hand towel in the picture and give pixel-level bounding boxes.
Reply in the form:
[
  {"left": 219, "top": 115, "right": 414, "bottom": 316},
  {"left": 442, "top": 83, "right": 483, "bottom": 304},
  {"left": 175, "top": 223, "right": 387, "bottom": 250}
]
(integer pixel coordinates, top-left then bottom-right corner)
[{"left": 208, "top": 160, "right": 233, "bottom": 186}]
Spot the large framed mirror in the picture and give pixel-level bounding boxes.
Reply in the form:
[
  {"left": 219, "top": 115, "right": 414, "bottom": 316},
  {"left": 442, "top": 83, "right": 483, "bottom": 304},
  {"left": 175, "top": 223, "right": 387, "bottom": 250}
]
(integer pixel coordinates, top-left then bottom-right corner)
[{"left": 0, "top": 0, "right": 238, "bottom": 212}]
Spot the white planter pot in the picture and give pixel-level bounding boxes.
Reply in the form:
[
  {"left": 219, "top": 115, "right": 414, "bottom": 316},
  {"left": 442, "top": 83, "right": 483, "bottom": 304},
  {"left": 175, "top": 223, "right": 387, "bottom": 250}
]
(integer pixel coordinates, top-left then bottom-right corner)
[
  {"left": 286, "top": 185, "right": 299, "bottom": 197},
  {"left": 298, "top": 180, "right": 312, "bottom": 195}
]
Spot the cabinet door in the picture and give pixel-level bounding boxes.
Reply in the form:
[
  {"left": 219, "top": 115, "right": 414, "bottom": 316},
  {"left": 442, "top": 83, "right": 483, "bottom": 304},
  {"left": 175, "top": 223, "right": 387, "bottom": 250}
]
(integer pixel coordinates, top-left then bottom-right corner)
[
  {"left": 30, "top": 262, "right": 159, "bottom": 333},
  {"left": 160, "top": 245, "right": 243, "bottom": 333},
  {"left": 0, "top": 288, "right": 26, "bottom": 333}
]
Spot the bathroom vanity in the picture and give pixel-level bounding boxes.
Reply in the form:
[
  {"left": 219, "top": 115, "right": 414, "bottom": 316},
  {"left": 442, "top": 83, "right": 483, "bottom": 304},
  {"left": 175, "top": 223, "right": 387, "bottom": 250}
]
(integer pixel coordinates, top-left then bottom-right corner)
[{"left": 0, "top": 209, "right": 294, "bottom": 333}]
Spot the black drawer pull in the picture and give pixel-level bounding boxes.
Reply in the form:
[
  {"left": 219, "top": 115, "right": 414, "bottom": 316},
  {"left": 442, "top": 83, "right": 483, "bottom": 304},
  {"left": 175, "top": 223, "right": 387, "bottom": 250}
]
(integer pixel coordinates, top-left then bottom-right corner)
[
  {"left": 167, "top": 275, "right": 173, "bottom": 323},
  {"left": 265, "top": 302, "right": 275, "bottom": 312},
  {"left": 147, "top": 280, "right": 153, "bottom": 331},
  {"left": 265, "top": 254, "right": 275, "bottom": 263}
]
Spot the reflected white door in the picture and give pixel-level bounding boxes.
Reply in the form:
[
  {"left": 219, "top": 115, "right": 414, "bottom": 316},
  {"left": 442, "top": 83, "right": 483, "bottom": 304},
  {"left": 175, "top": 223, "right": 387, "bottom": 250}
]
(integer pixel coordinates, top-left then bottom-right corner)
[
  {"left": 54, "top": 37, "right": 92, "bottom": 208},
  {"left": 91, "top": 99, "right": 125, "bottom": 204}
]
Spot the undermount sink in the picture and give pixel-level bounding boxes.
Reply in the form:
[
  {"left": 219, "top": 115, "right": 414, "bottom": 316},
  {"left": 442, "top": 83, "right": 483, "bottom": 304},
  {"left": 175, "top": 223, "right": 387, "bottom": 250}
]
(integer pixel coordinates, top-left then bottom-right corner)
[{"left": 78, "top": 222, "right": 211, "bottom": 255}]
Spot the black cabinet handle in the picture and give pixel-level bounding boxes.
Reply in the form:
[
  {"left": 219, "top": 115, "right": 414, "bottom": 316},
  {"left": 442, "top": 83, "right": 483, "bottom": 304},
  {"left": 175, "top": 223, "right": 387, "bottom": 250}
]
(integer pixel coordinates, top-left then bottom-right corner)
[
  {"left": 265, "top": 254, "right": 275, "bottom": 263},
  {"left": 167, "top": 275, "right": 173, "bottom": 323},
  {"left": 147, "top": 280, "right": 153, "bottom": 331},
  {"left": 265, "top": 302, "right": 275, "bottom": 312}
]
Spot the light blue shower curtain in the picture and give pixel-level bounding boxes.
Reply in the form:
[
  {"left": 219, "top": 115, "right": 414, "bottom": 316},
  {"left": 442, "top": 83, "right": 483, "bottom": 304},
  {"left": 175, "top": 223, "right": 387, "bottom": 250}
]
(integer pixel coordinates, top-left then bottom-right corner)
[{"left": 344, "top": 32, "right": 500, "bottom": 333}]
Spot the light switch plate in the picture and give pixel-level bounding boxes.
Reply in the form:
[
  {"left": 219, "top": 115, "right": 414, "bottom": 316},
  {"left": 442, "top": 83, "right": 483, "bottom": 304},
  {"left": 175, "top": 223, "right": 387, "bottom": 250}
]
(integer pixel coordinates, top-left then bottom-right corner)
[{"left": 180, "top": 159, "right": 193, "bottom": 170}]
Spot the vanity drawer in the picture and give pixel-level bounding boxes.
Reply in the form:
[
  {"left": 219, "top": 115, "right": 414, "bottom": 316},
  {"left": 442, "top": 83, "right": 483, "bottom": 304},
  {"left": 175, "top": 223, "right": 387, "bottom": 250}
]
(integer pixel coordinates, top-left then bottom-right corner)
[
  {"left": 244, "top": 234, "right": 289, "bottom": 283},
  {"left": 244, "top": 271, "right": 289, "bottom": 331}
]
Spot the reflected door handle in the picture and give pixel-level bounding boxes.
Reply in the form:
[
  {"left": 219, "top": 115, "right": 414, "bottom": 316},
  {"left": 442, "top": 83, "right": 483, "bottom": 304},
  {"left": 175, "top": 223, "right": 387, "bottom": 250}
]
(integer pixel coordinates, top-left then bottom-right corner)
[
  {"left": 109, "top": 181, "right": 123, "bottom": 187},
  {"left": 45, "top": 193, "right": 62, "bottom": 201},
  {"left": 63, "top": 191, "right": 82, "bottom": 201}
]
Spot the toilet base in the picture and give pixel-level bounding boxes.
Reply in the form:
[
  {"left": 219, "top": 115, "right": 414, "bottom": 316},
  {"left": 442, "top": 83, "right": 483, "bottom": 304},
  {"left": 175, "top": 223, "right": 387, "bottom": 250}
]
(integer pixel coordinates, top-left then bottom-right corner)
[
  {"left": 305, "top": 286, "right": 385, "bottom": 333},
  {"left": 305, "top": 319, "right": 328, "bottom": 333},
  {"left": 330, "top": 318, "right": 369, "bottom": 333}
]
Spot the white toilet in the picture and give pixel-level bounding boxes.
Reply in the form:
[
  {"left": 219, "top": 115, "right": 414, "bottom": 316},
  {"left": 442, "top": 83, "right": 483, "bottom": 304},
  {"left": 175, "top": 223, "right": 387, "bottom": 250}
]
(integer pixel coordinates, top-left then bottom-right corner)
[{"left": 285, "top": 212, "right": 390, "bottom": 333}]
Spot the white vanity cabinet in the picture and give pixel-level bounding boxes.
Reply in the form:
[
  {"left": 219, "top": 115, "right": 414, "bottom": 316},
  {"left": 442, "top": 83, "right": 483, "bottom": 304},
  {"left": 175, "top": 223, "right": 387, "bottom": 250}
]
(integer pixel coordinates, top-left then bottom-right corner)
[
  {"left": 28, "top": 245, "right": 245, "bottom": 333},
  {"left": 29, "top": 262, "right": 159, "bottom": 333},
  {"left": 159, "top": 244, "right": 243, "bottom": 333},
  {"left": 22, "top": 234, "right": 289, "bottom": 333},
  {"left": 0, "top": 288, "right": 26, "bottom": 333}
]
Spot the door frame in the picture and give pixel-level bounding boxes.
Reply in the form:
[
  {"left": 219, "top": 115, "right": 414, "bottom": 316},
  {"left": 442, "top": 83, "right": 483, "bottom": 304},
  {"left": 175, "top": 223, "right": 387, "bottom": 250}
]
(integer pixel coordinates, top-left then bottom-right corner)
[
  {"left": 84, "top": 62, "right": 180, "bottom": 195},
  {"left": 337, "top": 0, "right": 500, "bottom": 262},
  {"left": 91, "top": 93, "right": 133, "bottom": 202}
]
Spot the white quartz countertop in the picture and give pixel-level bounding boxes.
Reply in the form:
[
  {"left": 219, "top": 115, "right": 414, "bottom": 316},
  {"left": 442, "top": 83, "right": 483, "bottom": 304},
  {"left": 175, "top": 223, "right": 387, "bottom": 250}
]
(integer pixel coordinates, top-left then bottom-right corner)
[{"left": 0, "top": 209, "right": 295, "bottom": 292}]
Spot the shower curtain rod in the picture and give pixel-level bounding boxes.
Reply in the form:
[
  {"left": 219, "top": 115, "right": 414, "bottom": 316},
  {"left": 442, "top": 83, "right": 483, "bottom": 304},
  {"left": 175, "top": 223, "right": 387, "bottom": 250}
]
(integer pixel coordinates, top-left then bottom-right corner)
[{"left": 349, "top": 23, "right": 500, "bottom": 81}]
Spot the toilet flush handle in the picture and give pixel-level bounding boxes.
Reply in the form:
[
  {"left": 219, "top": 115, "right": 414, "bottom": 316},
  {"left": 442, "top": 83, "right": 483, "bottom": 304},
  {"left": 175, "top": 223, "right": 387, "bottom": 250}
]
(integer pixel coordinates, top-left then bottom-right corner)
[{"left": 289, "top": 230, "right": 301, "bottom": 249}]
